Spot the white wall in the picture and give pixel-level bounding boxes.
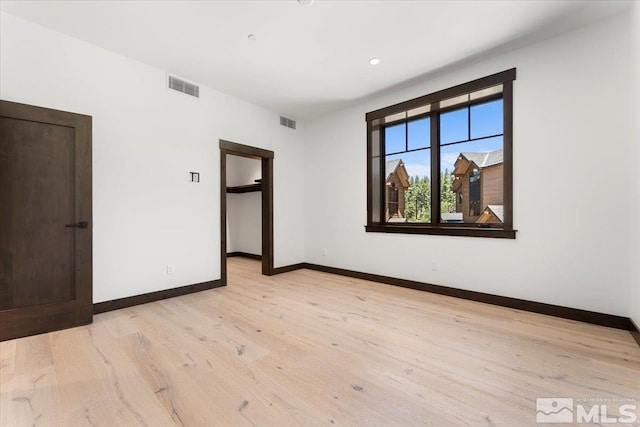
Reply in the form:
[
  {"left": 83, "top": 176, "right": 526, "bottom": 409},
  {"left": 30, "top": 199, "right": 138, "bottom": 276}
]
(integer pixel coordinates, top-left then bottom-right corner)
[
  {"left": 630, "top": 3, "right": 640, "bottom": 327},
  {"left": 304, "top": 11, "right": 635, "bottom": 316},
  {"left": 226, "top": 155, "right": 261, "bottom": 187},
  {"left": 2, "top": 9, "right": 636, "bottom": 319},
  {"left": 0, "top": 12, "right": 305, "bottom": 303},
  {"left": 226, "top": 155, "right": 261, "bottom": 255}
]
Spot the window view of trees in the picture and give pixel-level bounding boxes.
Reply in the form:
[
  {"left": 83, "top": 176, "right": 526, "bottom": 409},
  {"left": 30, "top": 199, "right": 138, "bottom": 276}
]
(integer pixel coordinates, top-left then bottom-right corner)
[
  {"left": 440, "top": 170, "right": 457, "bottom": 216},
  {"left": 383, "top": 97, "right": 504, "bottom": 225},
  {"left": 384, "top": 118, "right": 430, "bottom": 223},
  {"left": 403, "top": 171, "right": 456, "bottom": 222},
  {"left": 404, "top": 175, "right": 430, "bottom": 222},
  {"left": 441, "top": 99, "right": 503, "bottom": 224},
  {"left": 367, "top": 69, "right": 516, "bottom": 237}
]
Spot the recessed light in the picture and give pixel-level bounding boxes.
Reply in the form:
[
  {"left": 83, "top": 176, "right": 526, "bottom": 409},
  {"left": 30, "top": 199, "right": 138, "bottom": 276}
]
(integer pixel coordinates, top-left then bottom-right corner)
[
  {"left": 369, "top": 57, "right": 381, "bottom": 65},
  {"left": 248, "top": 34, "right": 256, "bottom": 41},
  {"left": 297, "top": 0, "right": 314, "bottom": 5}
]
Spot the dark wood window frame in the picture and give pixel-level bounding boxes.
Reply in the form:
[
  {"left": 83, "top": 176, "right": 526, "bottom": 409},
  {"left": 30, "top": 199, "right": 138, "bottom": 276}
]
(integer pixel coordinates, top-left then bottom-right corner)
[{"left": 366, "top": 69, "right": 517, "bottom": 239}]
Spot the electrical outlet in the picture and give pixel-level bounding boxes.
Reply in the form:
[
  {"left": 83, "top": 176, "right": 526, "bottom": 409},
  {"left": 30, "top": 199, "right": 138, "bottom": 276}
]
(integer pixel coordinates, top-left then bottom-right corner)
[
  {"left": 322, "top": 248, "right": 328, "bottom": 257},
  {"left": 167, "top": 264, "right": 175, "bottom": 275},
  {"left": 431, "top": 260, "right": 438, "bottom": 271}
]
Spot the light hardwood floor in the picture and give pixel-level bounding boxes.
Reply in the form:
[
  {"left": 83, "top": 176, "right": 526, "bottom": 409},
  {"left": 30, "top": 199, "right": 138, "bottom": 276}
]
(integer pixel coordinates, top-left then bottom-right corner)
[{"left": 1, "top": 257, "right": 639, "bottom": 426}]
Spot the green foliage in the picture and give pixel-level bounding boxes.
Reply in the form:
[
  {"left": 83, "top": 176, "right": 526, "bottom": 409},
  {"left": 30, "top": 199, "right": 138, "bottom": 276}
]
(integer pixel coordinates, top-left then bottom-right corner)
[
  {"left": 404, "top": 175, "right": 431, "bottom": 222},
  {"left": 440, "top": 168, "right": 457, "bottom": 214},
  {"left": 404, "top": 169, "right": 457, "bottom": 222}
]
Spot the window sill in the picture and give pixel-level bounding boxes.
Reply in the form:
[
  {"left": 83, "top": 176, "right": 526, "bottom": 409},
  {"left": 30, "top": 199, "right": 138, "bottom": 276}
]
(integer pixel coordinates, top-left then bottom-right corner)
[{"left": 365, "top": 224, "right": 517, "bottom": 239}]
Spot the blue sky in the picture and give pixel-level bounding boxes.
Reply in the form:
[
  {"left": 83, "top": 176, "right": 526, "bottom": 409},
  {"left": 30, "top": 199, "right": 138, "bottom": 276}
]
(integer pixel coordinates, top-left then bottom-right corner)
[{"left": 385, "top": 99, "right": 503, "bottom": 178}]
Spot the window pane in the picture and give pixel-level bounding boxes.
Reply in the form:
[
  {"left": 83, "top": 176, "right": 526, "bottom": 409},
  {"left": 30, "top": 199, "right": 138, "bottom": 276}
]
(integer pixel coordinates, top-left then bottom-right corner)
[
  {"left": 440, "top": 107, "right": 469, "bottom": 144},
  {"left": 370, "top": 127, "right": 382, "bottom": 223},
  {"left": 371, "top": 127, "right": 381, "bottom": 157},
  {"left": 384, "top": 111, "right": 406, "bottom": 125},
  {"left": 470, "top": 99, "right": 503, "bottom": 139},
  {"left": 440, "top": 94, "right": 469, "bottom": 109},
  {"left": 408, "top": 104, "right": 430, "bottom": 117},
  {"left": 407, "top": 117, "right": 430, "bottom": 150},
  {"left": 385, "top": 123, "right": 406, "bottom": 154},
  {"left": 470, "top": 84, "right": 502, "bottom": 101},
  {"left": 440, "top": 137, "right": 503, "bottom": 224},
  {"left": 371, "top": 156, "right": 381, "bottom": 223},
  {"left": 386, "top": 150, "right": 431, "bottom": 223}
]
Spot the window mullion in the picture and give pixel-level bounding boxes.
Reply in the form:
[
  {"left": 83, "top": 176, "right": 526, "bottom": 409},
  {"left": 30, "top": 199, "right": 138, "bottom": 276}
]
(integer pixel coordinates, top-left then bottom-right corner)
[
  {"left": 380, "top": 128, "right": 386, "bottom": 223},
  {"left": 467, "top": 106, "right": 471, "bottom": 140},
  {"left": 405, "top": 122, "right": 408, "bottom": 152},
  {"left": 503, "top": 80, "right": 513, "bottom": 230},
  {"left": 431, "top": 111, "right": 440, "bottom": 225},
  {"left": 367, "top": 121, "right": 372, "bottom": 225}
]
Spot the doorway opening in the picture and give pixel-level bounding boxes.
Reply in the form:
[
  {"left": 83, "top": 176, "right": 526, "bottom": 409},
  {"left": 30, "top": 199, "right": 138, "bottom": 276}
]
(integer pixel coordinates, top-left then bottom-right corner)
[{"left": 219, "top": 140, "right": 274, "bottom": 285}]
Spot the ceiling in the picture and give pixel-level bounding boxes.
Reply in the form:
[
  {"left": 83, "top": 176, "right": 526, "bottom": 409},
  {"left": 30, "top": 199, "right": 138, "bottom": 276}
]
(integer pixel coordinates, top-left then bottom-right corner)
[{"left": 0, "top": 1, "right": 631, "bottom": 119}]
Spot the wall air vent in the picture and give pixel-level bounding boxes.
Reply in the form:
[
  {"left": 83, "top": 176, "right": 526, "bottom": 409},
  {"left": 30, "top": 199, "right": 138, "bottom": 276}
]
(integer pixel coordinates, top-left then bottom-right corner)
[
  {"left": 280, "top": 116, "right": 296, "bottom": 130},
  {"left": 168, "top": 75, "right": 199, "bottom": 98}
]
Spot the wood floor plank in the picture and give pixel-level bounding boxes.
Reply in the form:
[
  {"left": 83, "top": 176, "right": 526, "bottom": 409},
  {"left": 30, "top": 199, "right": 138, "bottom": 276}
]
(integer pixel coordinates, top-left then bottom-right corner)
[
  {"left": 1, "top": 257, "right": 639, "bottom": 426},
  {"left": 0, "top": 339, "right": 16, "bottom": 426}
]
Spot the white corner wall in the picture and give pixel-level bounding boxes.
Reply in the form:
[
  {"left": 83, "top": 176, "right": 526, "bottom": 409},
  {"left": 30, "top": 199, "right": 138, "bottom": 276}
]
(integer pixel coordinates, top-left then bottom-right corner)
[
  {"left": 0, "top": 12, "right": 305, "bottom": 303},
  {"left": 631, "top": 2, "right": 640, "bottom": 328},
  {"left": 1, "top": 9, "right": 636, "bottom": 320},
  {"left": 226, "top": 155, "right": 262, "bottom": 256},
  {"left": 304, "top": 10, "right": 635, "bottom": 317}
]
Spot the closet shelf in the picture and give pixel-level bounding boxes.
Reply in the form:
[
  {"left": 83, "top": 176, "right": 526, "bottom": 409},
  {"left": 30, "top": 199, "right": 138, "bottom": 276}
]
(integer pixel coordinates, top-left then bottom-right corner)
[{"left": 226, "top": 183, "right": 261, "bottom": 194}]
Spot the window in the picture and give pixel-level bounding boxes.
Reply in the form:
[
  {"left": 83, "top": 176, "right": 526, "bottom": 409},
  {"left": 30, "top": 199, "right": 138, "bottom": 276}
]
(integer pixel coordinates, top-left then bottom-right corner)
[
  {"left": 366, "top": 69, "right": 516, "bottom": 238},
  {"left": 387, "top": 183, "right": 399, "bottom": 217},
  {"left": 469, "top": 169, "right": 481, "bottom": 217}
]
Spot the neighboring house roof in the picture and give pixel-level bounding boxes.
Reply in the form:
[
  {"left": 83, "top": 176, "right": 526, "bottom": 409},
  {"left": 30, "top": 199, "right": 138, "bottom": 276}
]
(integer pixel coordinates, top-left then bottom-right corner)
[
  {"left": 441, "top": 212, "right": 463, "bottom": 223},
  {"left": 453, "top": 149, "right": 504, "bottom": 175},
  {"left": 484, "top": 204, "right": 504, "bottom": 222},
  {"left": 385, "top": 159, "right": 410, "bottom": 188},
  {"left": 385, "top": 159, "right": 402, "bottom": 181},
  {"left": 459, "top": 149, "right": 503, "bottom": 169},
  {"left": 387, "top": 217, "right": 407, "bottom": 223}
]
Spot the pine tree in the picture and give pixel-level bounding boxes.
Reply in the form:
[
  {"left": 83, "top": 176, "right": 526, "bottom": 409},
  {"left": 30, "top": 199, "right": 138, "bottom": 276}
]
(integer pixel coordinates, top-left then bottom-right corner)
[
  {"left": 404, "top": 175, "right": 430, "bottom": 222},
  {"left": 440, "top": 168, "right": 456, "bottom": 214}
]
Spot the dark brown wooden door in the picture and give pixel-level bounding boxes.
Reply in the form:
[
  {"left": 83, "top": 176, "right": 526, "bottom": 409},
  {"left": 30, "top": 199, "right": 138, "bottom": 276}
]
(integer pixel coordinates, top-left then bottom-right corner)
[{"left": 0, "top": 100, "right": 92, "bottom": 341}]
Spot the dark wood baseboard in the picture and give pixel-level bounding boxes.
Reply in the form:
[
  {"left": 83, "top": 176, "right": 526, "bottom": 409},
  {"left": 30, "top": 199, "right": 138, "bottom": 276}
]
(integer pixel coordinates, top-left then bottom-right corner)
[
  {"left": 227, "top": 252, "right": 262, "bottom": 260},
  {"left": 93, "top": 280, "right": 223, "bottom": 314},
  {"left": 631, "top": 319, "right": 640, "bottom": 348},
  {"left": 268, "top": 262, "right": 636, "bottom": 336},
  {"left": 302, "top": 263, "right": 632, "bottom": 330},
  {"left": 271, "top": 263, "right": 306, "bottom": 275}
]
